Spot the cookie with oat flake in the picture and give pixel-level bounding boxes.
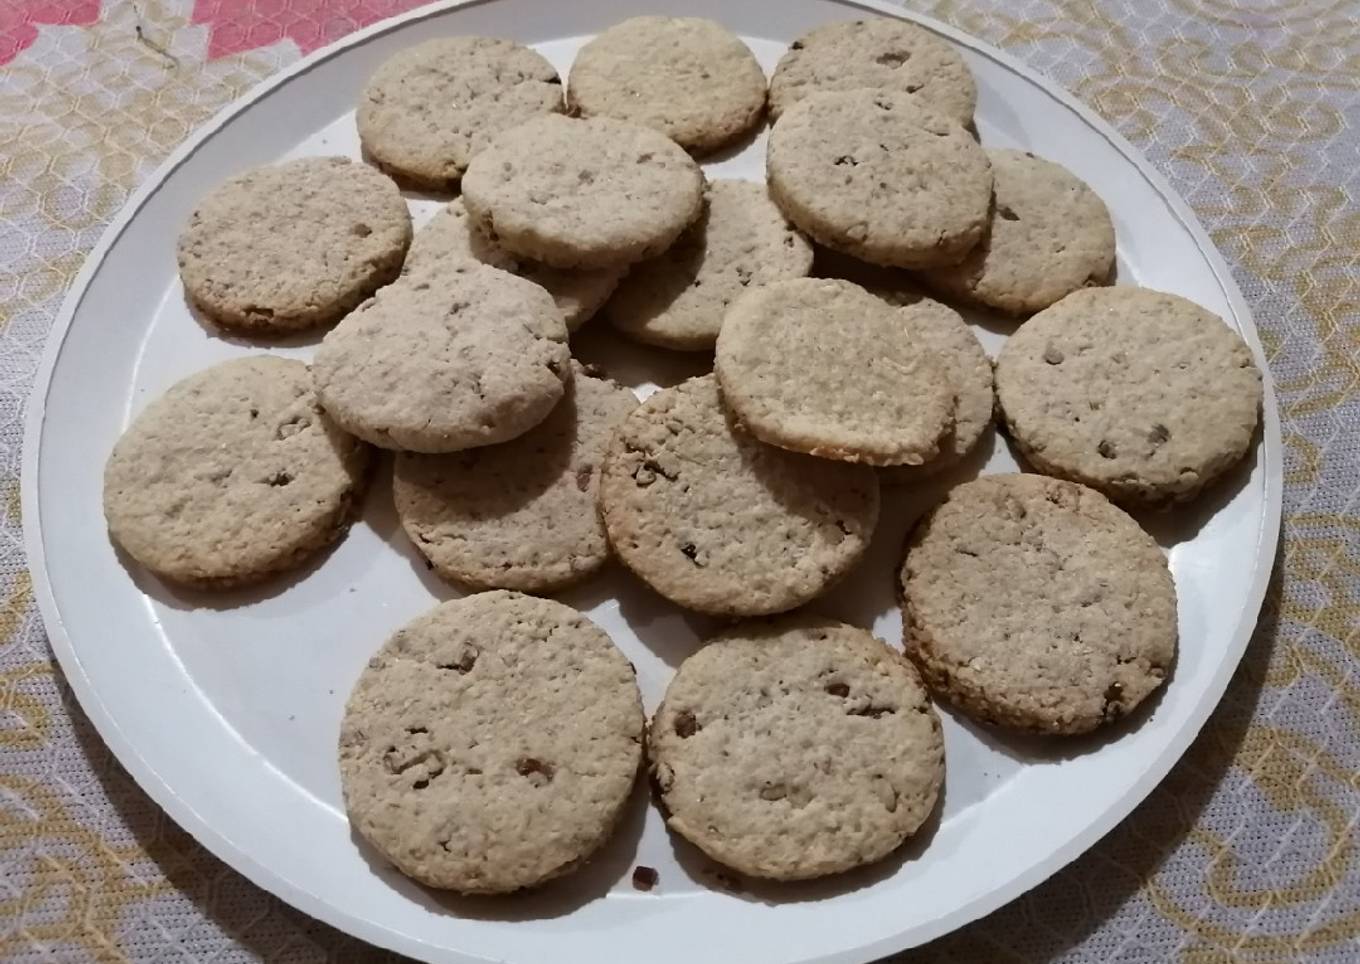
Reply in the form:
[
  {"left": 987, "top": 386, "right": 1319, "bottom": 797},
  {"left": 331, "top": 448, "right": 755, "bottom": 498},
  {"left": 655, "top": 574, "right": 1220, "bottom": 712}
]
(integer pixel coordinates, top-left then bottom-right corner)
[
  {"left": 461, "top": 114, "right": 704, "bottom": 269},
  {"left": 357, "top": 37, "right": 563, "bottom": 190},
  {"left": 339, "top": 592, "right": 644, "bottom": 893},
  {"left": 995, "top": 287, "right": 1262, "bottom": 506},
  {"left": 103, "top": 356, "right": 372, "bottom": 588},
  {"left": 767, "top": 89, "right": 991, "bottom": 269},
  {"left": 568, "top": 16, "right": 766, "bottom": 154},
  {"left": 394, "top": 362, "right": 636, "bottom": 592},
  {"left": 901, "top": 473, "right": 1177, "bottom": 734},
  {"left": 649, "top": 613, "right": 943, "bottom": 880},
  {"left": 599, "top": 374, "right": 879, "bottom": 616},
  {"left": 177, "top": 156, "right": 410, "bottom": 334},
  {"left": 312, "top": 260, "right": 570, "bottom": 453}
]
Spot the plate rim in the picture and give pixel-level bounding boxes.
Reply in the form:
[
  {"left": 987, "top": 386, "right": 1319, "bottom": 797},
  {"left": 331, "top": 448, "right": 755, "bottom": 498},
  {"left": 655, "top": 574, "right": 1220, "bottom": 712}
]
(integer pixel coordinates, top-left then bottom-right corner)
[{"left": 21, "top": 1, "right": 1283, "bottom": 961}]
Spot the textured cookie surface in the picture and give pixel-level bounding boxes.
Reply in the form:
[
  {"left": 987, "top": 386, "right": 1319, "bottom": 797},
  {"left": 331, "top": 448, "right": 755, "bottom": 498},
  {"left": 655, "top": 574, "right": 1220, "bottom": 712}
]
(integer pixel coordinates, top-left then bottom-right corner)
[
  {"left": 394, "top": 363, "right": 637, "bottom": 592},
  {"left": 461, "top": 114, "right": 705, "bottom": 269},
  {"left": 901, "top": 474, "right": 1177, "bottom": 734},
  {"left": 769, "top": 18, "right": 977, "bottom": 125},
  {"left": 921, "top": 149, "right": 1116, "bottom": 314},
  {"left": 767, "top": 89, "right": 992, "bottom": 269},
  {"left": 716, "top": 278, "right": 954, "bottom": 465},
  {"left": 177, "top": 157, "right": 411, "bottom": 333},
  {"left": 339, "top": 592, "right": 644, "bottom": 893},
  {"left": 599, "top": 375, "right": 879, "bottom": 616},
  {"left": 356, "top": 37, "right": 563, "bottom": 190},
  {"left": 312, "top": 261, "right": 570, "bottom": 453},
  {"left": 874, "top": 290, "right": 994, "bottom": 483},
  {"left": 649, "top": 614, "right": 944, "bottom": 880},
  {"left": 406, "top": 199, "right": 622, "bottom": 331},
  {"left": 104, "top": 357, "right": 371, "bottom": 588},
  {"left": 606, "top": 179, "right": 814, "bottom": 350},
  {"left": 568, "top": 16, "right": 767, "bottom": 154},
  {"left": 995, "top": 287, "right": 1263, "bottom": 506}
]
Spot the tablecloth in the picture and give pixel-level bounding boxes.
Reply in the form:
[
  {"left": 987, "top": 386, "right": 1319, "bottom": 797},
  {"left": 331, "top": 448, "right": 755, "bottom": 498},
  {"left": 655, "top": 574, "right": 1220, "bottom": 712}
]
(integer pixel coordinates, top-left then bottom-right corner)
[{"left": 1, "top": 0, "right": 1356, "bottom": 960}]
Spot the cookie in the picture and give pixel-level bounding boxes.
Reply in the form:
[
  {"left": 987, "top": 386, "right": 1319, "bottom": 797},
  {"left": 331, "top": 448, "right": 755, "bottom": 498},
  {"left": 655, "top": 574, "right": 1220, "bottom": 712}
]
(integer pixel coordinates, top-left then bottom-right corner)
[
  {"left": 568, "top": 16, "right": 766, "bottom": 154},
  {"left": 715, "top": 278, "right": 954, "bottom": 465},
  {"left": 901, "top": 474, "right": 1177, "bottom": 734},
  {"left": 339, "top": 591, "right": 644, "bottom": 893},
  {"left": 767, "top": 89, "right": 992, "bottom": 269},
  {"left": 312, "top": 260, "right": 570, "bottom": 453},
  {"left": 769, "top": 19, "right": 977, "bottom": 126},
  {"left": 920, "top": 149, "right": 1116, "bottom": 314},
  {"left": 394, "top": 363, "right": 637, "bottom": 592},
  {"left": 177, "top": 157, "right": 411, "bottom": 334},
  {"left": 461, "top": 114, "right": 705, "bottom": 269},
  {"left": 649, "top": 613, "right": 944, "bottom": 880},
  {"left": 356, "top": 37, "right": 563, "bottom": 191},
  {"left": 605, "top": 179, "right": 814, "bottom": 351},
  {"left": 599, "top": 375, "right": 878, "bottom": 616},
  {"left": 405, "top": 199, "right": 622, "bottom": 331},
  {"left": 873, "top": 289, "right": 994, "bottom": 483},
  {"left": 994, "top": 287, "right": 1263, "bottom": 506},
  {"left": 103, "top": 357, "right": 371, "bottom": 588}
]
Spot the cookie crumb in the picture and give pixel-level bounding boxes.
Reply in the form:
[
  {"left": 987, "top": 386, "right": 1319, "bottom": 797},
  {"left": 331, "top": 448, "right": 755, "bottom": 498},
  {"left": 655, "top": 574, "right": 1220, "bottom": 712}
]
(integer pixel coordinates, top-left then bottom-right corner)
[{"left": 631, "top": 865, "right": 659, "bottom": 891}]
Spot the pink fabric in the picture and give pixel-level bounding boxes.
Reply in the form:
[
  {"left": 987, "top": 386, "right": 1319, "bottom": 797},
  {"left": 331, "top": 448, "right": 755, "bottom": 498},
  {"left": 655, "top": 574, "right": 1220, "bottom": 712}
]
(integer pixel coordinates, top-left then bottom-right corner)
[
  {"left": 0, "top": 0, "right": 100, "bottom": 64},
  {"left": 190, "top": 0, "right": 428, "bottom": 58}
]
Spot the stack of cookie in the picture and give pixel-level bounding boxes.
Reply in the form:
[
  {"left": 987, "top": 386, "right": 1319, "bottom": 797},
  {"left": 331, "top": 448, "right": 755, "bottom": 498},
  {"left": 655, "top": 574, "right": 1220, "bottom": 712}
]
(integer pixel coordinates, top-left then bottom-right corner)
[{"left": 102, "top": 15, "right": 1264, "bottom": 894}]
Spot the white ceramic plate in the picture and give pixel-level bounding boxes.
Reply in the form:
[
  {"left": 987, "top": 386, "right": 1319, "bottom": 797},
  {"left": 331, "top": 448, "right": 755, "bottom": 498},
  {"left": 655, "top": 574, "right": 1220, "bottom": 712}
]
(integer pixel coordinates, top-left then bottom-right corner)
[{"left": 23, "top": 1, "right": 1281, "bottom": 961}]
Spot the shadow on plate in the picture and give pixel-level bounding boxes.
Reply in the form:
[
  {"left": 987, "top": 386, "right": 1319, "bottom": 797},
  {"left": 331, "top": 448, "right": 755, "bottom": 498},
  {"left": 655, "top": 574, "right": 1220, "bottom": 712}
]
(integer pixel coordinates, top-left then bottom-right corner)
[
  {"left": 914, "top": 551, "right": 1286, "bottom": 958},
  {"left": 605, "top": 569, "right": 715, "bottom": 669},
  {"left": 994, "top": 417, "right": 1260, "bottom": 550},
  {"left": 54, "top": 681, "right": 407, "bottom": 962},
  {"left": 945, "top": 665, "right": 1175, "bottom": 767},
  {"left": 348, "top": 765, "right": 650, "bottom": 922},
  {"left": 1131, "top": 436, "right": 1261, "bottom": 549},
  {"left": 570, "top": 323, "right": 713, "bottom": 393},
  {"left": 358, "top": 144, "right": 460, "bottom": 203},
  {"left": 120, "top": 522, "right": 354, "bottom": 613},
  {"left": 954, "top": 300, "right": 1022, "bottom": 339},
  {"left": 184, "top": 293, "right": 328, "bottom": 350},
  {"left": 700, "top": 115, "right": 767, "bottom": 165},
  {"left": 123, "top": 452, "right": 421, "bottom": 612},
  {"left": 362, "top": 453, "right": 462, "bottom": 600},
  {"left": 812, "top": 428, "right": 996, "bottom": 635}
]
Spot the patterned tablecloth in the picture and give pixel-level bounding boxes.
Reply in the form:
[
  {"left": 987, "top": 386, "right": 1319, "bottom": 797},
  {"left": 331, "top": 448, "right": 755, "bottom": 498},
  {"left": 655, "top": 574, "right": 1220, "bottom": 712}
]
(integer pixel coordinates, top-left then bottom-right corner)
[{"left": 2, "top": 0, "right": 1356, "bottom": 960}]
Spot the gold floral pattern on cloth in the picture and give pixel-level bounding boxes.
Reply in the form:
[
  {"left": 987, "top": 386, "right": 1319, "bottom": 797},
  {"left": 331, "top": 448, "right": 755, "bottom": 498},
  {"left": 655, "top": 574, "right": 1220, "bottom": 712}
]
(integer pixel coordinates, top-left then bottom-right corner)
[{"left": 0, "top": 1, "right": 1356, "bottom": 961}]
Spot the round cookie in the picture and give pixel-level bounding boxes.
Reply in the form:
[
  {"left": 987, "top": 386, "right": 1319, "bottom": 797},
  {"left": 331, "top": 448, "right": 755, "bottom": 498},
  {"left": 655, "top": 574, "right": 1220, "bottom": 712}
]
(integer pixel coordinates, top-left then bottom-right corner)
[
  {"left": 769, "top": 19, "right": 977, "bottom": 126},
  {"left": 103, "top": 356, "right": 372, "bottom": 588},
  {"left": 920, "top": 149, "right": 1116, "bottom": 314},
  {"left": 568, "top": 16, "right": 767, "bottom": 154},
  {"left": 994, "top": 287, "right": 1263, "bottom": 506},
  {"left": 312, "top": 260, "right": 570, "bottom": 453},
  {"left": 356, "top": 37, "right": 563, "bottom": 191},
  {"left": 177, "top": 157, "right": 411, "bottom": 334},
  {"left": 406, "top": 199, "right": 623, "bottom": 331},
  {"left": 767, "top": 89, "right": 992, "bottom": 269},
  {"left": 599, "top": 375, "right": 879, "bottom": 617},
  {"left": 715, "top": 278, "right": 955, "bottom": 466},
  {"left": 874, "top": 289, "right": 994, "bottom": 483},
  {"left": 901, "top": 473, "right": 1177, "bottom": 734},
  {"left": 339, "top": 591, "right": 644, "bottom": 893},
  {"left": 394, "top": 363, "right": 637, "bottom": 592},
  {"left": 461, "top": 114, "right": 705, "bottom": 269},
  {"left": 649, "top": 614, "right": 944, "bottom": 880},
  {"left": 605, "top": 179, "right": 814, "bottom": 351}
]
